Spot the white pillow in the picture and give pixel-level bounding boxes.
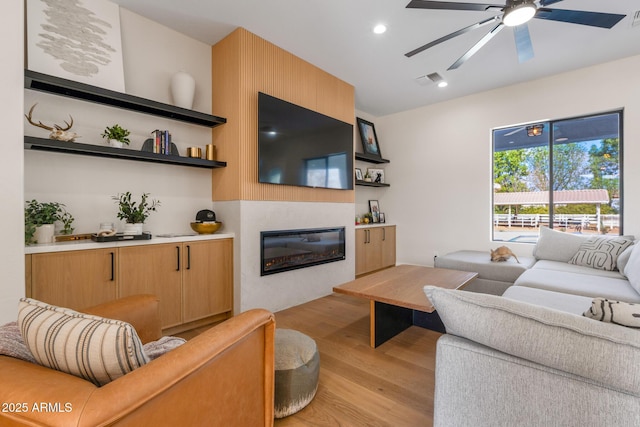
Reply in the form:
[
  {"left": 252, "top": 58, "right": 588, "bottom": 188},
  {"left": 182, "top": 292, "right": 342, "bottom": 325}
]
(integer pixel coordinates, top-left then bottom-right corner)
[
  {"left": 617, "top": 244, "right": 635, "bottom": 275},
  {"left": 625, "top": 245, "right": 640, "bottom": 296},
  {"left": 18, "top": 298, "right": 149, "bottom": 386},
  {"left": 569, "top": 236, "right": 634, "bottom": 271},
  {"left": 533, "top": 227, "right": 588, "bottom": 262},
  {"left": 584, "top": 297, "right": 640, "bottom": 328}
]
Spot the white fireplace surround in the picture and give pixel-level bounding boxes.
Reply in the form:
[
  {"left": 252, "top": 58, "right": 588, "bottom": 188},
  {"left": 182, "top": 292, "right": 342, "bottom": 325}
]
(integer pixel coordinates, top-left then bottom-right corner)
[{"left": 214, "top": 200, "right": 355, "bottom": 314}]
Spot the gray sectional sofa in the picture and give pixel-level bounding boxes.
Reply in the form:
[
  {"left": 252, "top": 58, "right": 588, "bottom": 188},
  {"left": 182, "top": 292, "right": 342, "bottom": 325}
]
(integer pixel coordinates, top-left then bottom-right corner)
[{"left": 428, "top": 227, "right": 640, "bottom": 426}]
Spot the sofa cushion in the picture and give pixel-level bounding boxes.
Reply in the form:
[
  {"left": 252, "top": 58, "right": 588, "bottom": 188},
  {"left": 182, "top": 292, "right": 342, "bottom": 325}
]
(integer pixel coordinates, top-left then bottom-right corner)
[
  {"left": 18, "top": 298, "right": 149, "bottom": 386},
  {"left": 569, "top": 236, "right": 634, "bottom": 271},
  {"left": 435, "top": 250, "right": 534, "bottom": 283},
  {"left": 514, "top": 269, "right": 640, "bottom": 302},
  {"left": 617, "top": 244, "right": 635, "bottom": 276},
  {"left": 424, "top": 286, "right": 640, "bottom": 396},
  {"left": 531, "top": 260, "right": 625, "bottom": 279},
  {"left": 584, "top": 297, "right": 640, "bottom": 328},
  {"left": 0, "top": 322, "right": 36, "bottom": 363},
  {"left": 533, "top": 227, "right": 588, "bottom": 262},
  {"left": 502, "top": 286, "right": 592, "bottom": 315},
  {"left": 625, "top": 244, "right": 640, "bottom": 295}
]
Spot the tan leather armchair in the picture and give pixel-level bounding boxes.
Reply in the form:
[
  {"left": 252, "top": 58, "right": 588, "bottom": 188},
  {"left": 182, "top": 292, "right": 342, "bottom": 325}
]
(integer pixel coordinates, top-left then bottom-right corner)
[{"left": 0, "top": 295, "right": 276, "bottom": 427}]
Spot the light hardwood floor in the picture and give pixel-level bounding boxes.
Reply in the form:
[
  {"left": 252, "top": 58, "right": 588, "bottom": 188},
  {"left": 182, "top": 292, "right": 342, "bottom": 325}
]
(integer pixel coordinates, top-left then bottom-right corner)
[
  {"left": 179, "top": 293, "right": 440, "bottom": 426},
  {"left": 274, "top": 293, "right": 440, "bottom": 426}
]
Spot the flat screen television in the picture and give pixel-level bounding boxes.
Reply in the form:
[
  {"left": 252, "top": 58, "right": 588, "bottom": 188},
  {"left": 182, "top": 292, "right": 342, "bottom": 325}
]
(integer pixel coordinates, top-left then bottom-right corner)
[{"left": 258, "top": 92, "right": 354, "bottom": 190}]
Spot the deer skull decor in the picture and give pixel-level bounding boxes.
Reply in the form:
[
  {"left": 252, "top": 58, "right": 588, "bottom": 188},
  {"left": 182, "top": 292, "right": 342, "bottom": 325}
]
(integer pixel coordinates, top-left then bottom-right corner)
[{"left": 25, "top": 103, "right": 79, "bottom": 142}]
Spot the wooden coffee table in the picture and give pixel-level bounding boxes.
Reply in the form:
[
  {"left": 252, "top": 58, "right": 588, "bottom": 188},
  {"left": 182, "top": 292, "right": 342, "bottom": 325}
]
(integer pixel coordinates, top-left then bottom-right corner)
[{"left": 333, "top": 264, "right": 477, "bottom": 347}]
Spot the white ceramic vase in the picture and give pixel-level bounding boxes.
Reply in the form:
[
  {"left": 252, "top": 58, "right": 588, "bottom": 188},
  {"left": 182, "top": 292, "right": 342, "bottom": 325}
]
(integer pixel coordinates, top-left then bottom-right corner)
[
  {"left": 170, "top": 71, "right": 196, "bottom": 109},
  {"left": 108, "top": 139, "right": 124, "bottom": 148},
  {"left": 123, "top": 223, "right": 143, "bottom": 236},
  {"left": 34, "top": 224, "right": 55, "bottom": 244}
]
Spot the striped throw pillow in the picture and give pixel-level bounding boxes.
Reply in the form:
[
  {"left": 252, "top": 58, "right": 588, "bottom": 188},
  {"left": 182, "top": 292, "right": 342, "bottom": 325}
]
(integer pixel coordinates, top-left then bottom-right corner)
[{"left": 18, "top": 298, "right": 149, "bottom": 386}]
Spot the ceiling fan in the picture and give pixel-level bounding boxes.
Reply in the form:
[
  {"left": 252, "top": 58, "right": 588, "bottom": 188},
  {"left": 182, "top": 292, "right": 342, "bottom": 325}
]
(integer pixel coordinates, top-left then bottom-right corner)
[{"left": 405, "top": 0, "right": 626, "bottom": 70}]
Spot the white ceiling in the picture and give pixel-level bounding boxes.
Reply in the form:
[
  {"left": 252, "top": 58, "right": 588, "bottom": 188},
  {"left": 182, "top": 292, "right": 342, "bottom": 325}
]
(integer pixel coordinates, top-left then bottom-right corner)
[{"left": 110, "top": 0, "right": 640, "bottom": 117}]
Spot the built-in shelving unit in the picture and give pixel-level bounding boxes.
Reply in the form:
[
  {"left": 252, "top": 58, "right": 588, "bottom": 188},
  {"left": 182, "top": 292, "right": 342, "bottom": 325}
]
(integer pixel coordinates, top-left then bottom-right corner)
[
  {"left": 24, "top": 70, "right": 228, "bottom": 169},
  {"left": 355, "top": 152, "right": 391, "bottom": 187},
  {"left": 25, "top": 136, "right": 227, "bottom": 169}
]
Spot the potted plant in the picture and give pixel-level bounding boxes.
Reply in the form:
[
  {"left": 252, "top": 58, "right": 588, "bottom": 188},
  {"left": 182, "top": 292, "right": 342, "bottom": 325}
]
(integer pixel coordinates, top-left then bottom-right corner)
[
  {"left": 24, "top": 200, "right": 74, "bottom": 245},
  {"left": 113, "top": 192, "right": 161, "bottom": 235},
  {"left": 101, "top": 124, "right": 131, "bottom": 148}
]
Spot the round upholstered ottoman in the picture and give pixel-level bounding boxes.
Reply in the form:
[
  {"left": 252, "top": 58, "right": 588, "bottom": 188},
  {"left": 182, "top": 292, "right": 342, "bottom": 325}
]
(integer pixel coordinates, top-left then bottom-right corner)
[{"left": 274, "top": 329, "right": 320, "bottom": 418}]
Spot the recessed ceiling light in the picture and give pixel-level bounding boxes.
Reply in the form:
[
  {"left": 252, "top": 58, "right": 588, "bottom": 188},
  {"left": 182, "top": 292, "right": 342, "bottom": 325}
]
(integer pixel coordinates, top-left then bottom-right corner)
[
  {"left": 373, "top": 24, "right": 387, "bottom": 34},
  {"left": 437, "top": 81, "right": 448, "bottom": 88}
]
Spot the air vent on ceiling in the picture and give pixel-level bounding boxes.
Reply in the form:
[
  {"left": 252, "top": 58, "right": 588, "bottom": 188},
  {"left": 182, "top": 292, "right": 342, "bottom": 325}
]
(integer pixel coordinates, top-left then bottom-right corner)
[
  {"left": 415, "top": 72, "right": 444, "bottom": 86},
  {"left": 633, "top": 10, "right": 640, "bottom": 27}
]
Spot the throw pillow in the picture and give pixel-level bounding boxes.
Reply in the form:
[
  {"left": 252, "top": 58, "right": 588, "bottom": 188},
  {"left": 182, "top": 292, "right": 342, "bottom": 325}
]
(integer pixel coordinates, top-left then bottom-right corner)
[
  {"left": 616, "top": 244, "right": 635, "bottom": 276},
  {"left": 18, "top": 298, "right": 149, "bottom": 386},
  {"left": 0, "top": 321, "right": 36, "bottom": 363},
  {"left": 625, "top": 244, "right": 640, "bottom": 296},
  {"left": 569, "top": 236, "right": 634, "bottom": 271},
  {"left": 584, "top": 298, "right": 640, "bottom": 328},
  {"left": 533, "top": 227, "right": 588, "bottom": 262}
]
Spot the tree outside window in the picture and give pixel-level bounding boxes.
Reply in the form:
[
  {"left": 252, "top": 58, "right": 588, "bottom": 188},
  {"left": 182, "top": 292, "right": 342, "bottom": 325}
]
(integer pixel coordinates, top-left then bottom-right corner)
[{"left": 492, "top": 111, "right": 622, "bottom": 243}]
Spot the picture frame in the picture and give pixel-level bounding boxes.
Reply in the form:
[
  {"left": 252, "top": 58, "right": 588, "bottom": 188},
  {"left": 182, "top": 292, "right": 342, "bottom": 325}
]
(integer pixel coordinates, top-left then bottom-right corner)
[
  {"left": 369, "top": 200, "right": 380, "bottom": 223},
  {"left": 367, "top": 168, "right": 385, "bottom": 184},
  {"left": 355, "top": 168, "right": 363, "bottom": 181},
  {"left": 357, "top": 117, "right": 382, "bottom": 158},
  {"left": 379, "top": 213, "right": 386, "bottom": 223}
]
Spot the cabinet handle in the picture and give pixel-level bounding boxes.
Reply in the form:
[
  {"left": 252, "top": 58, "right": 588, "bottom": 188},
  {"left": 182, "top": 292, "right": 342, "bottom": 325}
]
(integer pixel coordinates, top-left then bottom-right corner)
[
  {"left": 186, "top": 245, "right": 191, "bottom": 270},
  {"left": 176, "top": 246, "right": 181, "bottom": 271},
  {"left": 383, "top": 228, "right": 386, "bottom": 241},
  {"left": 366, "top": 229, "right": 370, "bottom": 244},
  {"left": 110, "top": 252, "right": 115, "bottom": 281}
]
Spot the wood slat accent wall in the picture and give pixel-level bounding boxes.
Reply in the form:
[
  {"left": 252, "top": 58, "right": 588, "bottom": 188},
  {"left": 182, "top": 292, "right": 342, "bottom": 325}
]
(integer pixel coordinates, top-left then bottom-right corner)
[{"left": 211, "top": 28, "right": 355, "bottom": 203}]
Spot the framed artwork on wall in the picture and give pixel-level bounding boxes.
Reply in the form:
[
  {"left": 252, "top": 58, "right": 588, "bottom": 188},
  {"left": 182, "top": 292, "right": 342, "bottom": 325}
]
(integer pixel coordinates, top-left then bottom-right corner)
[
  {"left": 357, "top": 117, "right": 382, "bottom": 159},
  {"left": 26, "top": 0, "right": 126, "bottom": 92},
  {"left": 367, "top": 168, "right": 385, "bottom": 184},
  {"left": 355, "top": 168, "right": 363, "bottom": 181},
  {"left": 369, "top": 200, "right": 380, "bottom": 223}
]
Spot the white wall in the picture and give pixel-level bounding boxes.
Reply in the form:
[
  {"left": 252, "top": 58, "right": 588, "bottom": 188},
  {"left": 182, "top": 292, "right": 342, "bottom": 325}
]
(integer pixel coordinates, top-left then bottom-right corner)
[
  {"left": 376, "top": 54, "right": 640, "bottom": 266},
  {"left": 0, "top": 2, "right": 25, "bottom": 323},
  {"left": 24, "top": 8, "right": 216, "bottom": 236}
]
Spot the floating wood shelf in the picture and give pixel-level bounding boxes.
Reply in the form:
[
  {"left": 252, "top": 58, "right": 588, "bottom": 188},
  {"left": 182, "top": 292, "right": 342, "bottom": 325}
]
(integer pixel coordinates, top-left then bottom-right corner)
[
  {"left": 25, "top": 136, "right": 227, "bottom": 169},
  {"left": 25, "top": 69, "right": 227, "bottom": 128},
  {"left": 355, "top": 180, "right": 390, "bottom": 188},
  {"left": 355, "top": 153, "right": 390, "bottom": 164}
]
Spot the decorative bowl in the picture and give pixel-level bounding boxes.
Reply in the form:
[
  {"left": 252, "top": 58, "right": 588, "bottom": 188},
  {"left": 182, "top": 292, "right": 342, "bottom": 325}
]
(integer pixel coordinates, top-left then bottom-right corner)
[{"left": 190, "top": 221, "right": 222, "bottom": 234}]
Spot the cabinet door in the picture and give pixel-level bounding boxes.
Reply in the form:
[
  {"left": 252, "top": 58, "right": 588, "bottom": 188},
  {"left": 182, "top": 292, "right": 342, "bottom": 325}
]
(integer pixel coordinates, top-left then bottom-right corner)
[
  {"left": 380, "top": 226, "right": 396, "bottom": 269},
  {"left": 118, "top": 244, "right": 182, "bottom": 329},
  {"left": 366, "top": 228, "right": 384, "bottom": 272},
  {"left": 182, "top": 239, "right": 233, "bottom": 323},
  {"left": 31, "top": 249, "right": 117, "bottom": 310},
  {"left": 355, "top": 229, "right": 368, "bottom": 276}
]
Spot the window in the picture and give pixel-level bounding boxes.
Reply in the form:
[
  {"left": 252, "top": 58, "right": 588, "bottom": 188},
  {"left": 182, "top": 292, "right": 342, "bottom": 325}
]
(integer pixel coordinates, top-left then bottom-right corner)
[{"left": 493, "top": 111, "right": 622, "bottom": 243}]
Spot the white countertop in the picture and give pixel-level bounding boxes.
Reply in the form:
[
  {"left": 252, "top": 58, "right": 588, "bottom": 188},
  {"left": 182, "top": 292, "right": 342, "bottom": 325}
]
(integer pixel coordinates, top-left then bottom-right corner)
[
  {"left": 355, "top": 223, "right": 396, "bottom": 229},
  {"left": 25, "top": 232, "right": 235, "bottom": 254}
]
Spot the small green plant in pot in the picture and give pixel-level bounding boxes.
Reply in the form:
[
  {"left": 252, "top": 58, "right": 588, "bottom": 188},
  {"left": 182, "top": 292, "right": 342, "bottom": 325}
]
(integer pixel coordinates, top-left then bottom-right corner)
[
  {"left": 24, "top": 200, "right": 75, "bottom": 245},
  {"left": 101, "top": 124, "right": 131, "bottom": 148},
  {"left": 113, "top": 192, "right": 160, "bottom": 235}
]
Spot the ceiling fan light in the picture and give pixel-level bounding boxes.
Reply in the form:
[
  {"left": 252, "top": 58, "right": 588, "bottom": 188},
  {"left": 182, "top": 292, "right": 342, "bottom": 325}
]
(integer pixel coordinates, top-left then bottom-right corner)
[{"left": 503, "top": 3, "right": 536, "bottom": 27}]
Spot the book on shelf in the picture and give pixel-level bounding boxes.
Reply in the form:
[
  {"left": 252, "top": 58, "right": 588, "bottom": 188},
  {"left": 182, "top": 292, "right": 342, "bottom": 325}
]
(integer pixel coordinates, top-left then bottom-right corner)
[{"left": 151, "top": 129, "right": 172, "bottom": 155}]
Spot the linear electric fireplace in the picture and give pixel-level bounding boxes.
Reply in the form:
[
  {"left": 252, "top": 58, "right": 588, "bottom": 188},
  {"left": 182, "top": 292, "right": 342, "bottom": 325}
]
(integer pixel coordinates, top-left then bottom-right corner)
[{"left": 260, "top": 227, "right": 346, "bottom": 276}]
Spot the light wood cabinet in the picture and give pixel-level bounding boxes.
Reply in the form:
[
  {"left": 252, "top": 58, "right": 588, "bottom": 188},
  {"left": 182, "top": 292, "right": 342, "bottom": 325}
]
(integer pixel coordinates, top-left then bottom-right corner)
[
  {"left": 30, "top": 249, "right": 118, "bottom": 310},
  {"left": 355, "top": 226, "right": 396, "bottom": 276},
  {"left": 26, "top": 238, "right": 233, "bottom": 332},
  {"left": 182, "top": 239, "right": 233, "bottom": 323},
  {"left": 118, "top": 244, "right": 183, "bottom": 329}
]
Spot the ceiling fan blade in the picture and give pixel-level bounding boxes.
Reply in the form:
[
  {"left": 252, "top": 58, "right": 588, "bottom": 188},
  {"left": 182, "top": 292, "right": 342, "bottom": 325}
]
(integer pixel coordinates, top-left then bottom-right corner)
[
  {"left": 448, "top": 22, "right": 505, "bottom": 70},
  {"left": 405, "top": 15, "right": 500, "bottom": 57},
  {"left": 405, "top": 1, "right": 502, "bottom": 12},
  {"left": 534, "top": 8, "right": 626, "bottom": 29},
  {"left": 513, "top": 24, "right": 534, "bottom": 63},
  {"left": 539, "top": 0, "right": 564, "bottom": 5}
]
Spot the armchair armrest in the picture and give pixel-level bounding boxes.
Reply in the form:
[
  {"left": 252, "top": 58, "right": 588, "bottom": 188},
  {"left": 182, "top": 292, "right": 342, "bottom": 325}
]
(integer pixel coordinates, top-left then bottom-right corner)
[{"left": 82, "top": 294, "right": 162, "bottom": 344}]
